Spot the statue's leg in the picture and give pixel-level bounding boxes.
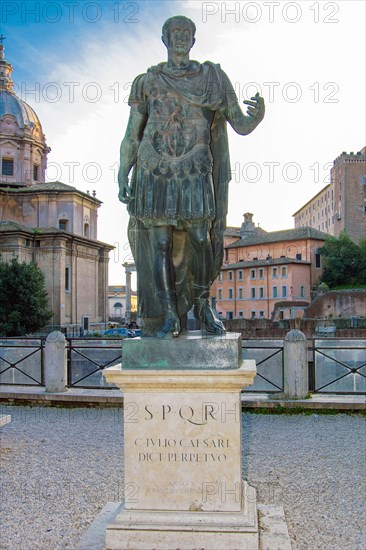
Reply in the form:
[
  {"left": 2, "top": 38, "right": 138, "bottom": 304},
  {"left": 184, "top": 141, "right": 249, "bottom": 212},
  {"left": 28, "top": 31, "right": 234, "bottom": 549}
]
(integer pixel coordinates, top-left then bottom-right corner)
[
  {"left": 150, "top": 226, "right": 181, "bottom": 338},
  {"left": 188, "top": 222, "right": 225, "bottom": 334}
]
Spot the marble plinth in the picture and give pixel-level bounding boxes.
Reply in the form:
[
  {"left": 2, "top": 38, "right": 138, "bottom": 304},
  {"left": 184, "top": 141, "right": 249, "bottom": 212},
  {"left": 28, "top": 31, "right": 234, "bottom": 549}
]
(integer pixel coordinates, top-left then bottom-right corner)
[{"left": 102, "top": 333, "right": 258, "bottom": 549}]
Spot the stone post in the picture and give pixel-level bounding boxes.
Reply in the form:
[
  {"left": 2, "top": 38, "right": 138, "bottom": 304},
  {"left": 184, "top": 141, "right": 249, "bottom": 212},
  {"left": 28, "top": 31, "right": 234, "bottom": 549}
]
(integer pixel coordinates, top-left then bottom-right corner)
[
  {"left": 45, "top": 331, "right": 67, "bottom": 392},
  {"left": 283, "top": 329, "right": 308, "bottom": 398}
]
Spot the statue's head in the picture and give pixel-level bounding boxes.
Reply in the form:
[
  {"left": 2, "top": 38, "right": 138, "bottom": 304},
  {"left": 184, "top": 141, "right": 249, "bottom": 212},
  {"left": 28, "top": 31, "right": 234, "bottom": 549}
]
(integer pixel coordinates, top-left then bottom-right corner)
[{"left": 162, "top": 16, "right": 196, "bottom": 54}]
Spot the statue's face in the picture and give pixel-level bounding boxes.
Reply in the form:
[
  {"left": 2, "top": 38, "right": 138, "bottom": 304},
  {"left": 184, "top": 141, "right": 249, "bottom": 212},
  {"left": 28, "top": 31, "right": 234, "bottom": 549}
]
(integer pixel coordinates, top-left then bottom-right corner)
[{"left": 166, "top": 21, "right": 195, "bottom": 55}]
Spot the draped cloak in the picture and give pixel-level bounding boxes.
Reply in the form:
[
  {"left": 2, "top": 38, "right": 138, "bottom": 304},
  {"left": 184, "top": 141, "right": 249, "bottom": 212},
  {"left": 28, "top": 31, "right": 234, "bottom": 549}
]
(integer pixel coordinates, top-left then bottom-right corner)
[{"left": 126, "top": 61, "right": 237, "bottom": 322}]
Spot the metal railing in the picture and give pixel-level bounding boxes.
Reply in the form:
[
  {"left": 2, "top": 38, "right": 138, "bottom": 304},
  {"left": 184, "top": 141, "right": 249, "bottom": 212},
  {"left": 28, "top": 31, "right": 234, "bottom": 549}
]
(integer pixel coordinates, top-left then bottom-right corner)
[
  {"left": 241, "top": 340, "right": 284, "bottom": 393},
  {"left": 1, "top": 336, "right": 365, "bottom": 395},
  {"left": 67, "top": 338, "right": 122, "bottom": 389},
  {"left": 310, "top": 339, "right": 366, "bottom": 394},
  {"left": 0, "top": 338, "right": 45, "bottom": 386}
]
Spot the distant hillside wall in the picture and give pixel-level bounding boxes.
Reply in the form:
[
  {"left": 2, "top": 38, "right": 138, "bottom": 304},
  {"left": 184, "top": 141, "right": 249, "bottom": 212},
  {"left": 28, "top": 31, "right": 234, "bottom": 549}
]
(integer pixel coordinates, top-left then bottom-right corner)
[
  {"left": 225, "top": 318, "right": 366, "bottom": 339},
  {"left": 305, "top": 290, "right": 366, "bottom": 318}
]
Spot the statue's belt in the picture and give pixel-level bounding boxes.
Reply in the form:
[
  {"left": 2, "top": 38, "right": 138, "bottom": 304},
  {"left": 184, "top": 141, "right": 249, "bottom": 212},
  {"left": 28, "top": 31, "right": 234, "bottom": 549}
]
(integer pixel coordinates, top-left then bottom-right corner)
[{"left": 137, "top": 143, "right": 213, "bottom": 175}]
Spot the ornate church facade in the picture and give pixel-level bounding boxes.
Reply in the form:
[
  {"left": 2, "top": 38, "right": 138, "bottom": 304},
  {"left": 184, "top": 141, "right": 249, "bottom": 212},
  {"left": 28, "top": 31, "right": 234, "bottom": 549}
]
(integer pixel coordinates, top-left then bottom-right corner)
[{"left": 0, "top": 41, "right": 113, "bottom": 329}]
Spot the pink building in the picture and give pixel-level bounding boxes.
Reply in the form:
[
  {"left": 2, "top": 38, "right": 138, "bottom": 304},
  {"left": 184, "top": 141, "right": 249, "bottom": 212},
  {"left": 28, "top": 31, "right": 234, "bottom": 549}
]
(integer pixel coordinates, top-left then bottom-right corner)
[{"left": 210, "top": 214, "right": 327, "bottom": 320}]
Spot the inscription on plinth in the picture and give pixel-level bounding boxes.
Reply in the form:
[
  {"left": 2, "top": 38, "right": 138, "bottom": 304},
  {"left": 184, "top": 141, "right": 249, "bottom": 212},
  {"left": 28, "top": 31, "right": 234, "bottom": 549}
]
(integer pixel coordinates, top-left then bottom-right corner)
[{"left": 124, "top": 391, "right": 242, "bottom": 512}]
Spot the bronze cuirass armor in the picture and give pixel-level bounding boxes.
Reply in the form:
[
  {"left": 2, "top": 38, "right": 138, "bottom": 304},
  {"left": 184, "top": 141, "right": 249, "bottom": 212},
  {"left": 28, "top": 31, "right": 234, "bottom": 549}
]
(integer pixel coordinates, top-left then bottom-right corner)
[{"left": 128, "top": 71, "right": 216, "bottom": 227}]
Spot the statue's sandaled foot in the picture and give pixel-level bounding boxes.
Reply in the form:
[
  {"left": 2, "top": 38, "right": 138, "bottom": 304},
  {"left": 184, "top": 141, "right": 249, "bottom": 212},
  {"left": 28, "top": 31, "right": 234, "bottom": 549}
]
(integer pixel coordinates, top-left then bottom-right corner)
[
  {"left": 156, "top": 314, "right": 181, "bottom": 338},
  {"left": 194, "top": 301, "right": 226, "bottom": 334},
  {"left": 156, "top": 291, "right": 181, "bottom": 338}
]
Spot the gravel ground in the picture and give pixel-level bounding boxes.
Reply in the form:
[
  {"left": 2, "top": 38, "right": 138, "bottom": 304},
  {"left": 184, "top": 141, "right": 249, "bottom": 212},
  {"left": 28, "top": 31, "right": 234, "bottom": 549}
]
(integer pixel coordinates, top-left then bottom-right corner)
[{"left": 0, "top": 406, "right": 365, "bottom": 550}]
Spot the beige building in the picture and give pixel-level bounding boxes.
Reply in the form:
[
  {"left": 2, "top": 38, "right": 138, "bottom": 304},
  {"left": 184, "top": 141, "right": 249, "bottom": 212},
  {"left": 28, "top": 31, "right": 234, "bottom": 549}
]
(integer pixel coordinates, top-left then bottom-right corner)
[
  {"left": 293, "top": 147, "right": 366, "bottom": 243},
  {"left": 0, "top": 41, "right": 113, "bottom": 328},
  {"left": 108, "top": 285, "right": 137, "bottom": 321}
]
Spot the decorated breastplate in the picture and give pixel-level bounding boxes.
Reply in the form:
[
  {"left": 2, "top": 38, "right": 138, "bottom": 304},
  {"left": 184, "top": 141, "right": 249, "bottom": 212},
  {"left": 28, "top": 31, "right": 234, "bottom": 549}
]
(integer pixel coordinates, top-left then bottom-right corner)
[{"left": 138, "top": 82, "right": 213, "bottom": 177}]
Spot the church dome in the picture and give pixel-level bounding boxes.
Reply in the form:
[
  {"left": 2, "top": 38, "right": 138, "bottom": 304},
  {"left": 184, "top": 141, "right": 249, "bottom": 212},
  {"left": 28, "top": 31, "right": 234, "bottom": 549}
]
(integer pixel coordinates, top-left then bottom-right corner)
[
  {"left": 0, "top": 89, "right": 43, "bottom": 130},
  {"left": 0, "top": 39, "right": 50, "bottom": 187}
]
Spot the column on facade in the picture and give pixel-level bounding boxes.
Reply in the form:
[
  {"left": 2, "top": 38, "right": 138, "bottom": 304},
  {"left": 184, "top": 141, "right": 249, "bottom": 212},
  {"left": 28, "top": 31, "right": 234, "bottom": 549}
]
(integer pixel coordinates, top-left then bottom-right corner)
[{"left": 124, "top": 264, "right": 132, "bottom": 324}]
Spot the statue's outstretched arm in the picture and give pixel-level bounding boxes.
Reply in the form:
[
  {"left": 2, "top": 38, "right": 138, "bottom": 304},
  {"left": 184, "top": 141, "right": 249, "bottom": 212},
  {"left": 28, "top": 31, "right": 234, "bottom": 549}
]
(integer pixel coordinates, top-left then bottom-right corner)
[
  {"left": 118, "top": 106, "right": 147, "bottom": 203},
  {"left": 224, "top": 92, "right": 265, "bottom": 136}
]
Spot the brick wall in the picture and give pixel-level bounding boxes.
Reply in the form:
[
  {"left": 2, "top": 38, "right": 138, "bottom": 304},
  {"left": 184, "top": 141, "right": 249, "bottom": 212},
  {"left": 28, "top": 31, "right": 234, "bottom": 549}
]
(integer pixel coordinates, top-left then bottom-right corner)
[
  {"left": 331, "top": 152, "right": 366, "bottom": 243},
  {"left": 305, "top": 289, "right": 366, "bottom": 318}
]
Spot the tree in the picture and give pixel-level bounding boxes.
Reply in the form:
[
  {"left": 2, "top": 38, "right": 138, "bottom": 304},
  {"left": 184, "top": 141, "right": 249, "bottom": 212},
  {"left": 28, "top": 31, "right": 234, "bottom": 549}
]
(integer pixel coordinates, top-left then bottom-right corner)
[
  {"left": 358, "top": 237, "right": 366, "bottom": 283},
  {"left": 0, "top": 257, "right": 53, "bottom": 336},
  {"left": 319, "top": 232, "right": 365, "bottom": 287}
]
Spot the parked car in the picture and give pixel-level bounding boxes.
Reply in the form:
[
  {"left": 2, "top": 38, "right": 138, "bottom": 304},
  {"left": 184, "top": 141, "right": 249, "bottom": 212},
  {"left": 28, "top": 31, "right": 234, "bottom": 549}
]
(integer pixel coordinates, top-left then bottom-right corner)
[
  {"left": 128, "top": 329, "right": 141, "bottom": 338},
  {"left": 104, "top": 327, "right": 141, "bottom": 338}
]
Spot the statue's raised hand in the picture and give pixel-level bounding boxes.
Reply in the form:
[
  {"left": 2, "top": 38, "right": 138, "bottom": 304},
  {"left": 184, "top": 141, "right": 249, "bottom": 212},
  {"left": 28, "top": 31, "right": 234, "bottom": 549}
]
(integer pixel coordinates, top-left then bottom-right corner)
[{"left": 243, "top": 92, "right": 265, "bottom": 123}]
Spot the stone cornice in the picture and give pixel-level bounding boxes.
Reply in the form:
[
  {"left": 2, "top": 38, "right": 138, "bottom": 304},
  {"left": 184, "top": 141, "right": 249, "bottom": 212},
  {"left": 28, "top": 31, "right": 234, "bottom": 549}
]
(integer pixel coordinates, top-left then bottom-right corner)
[{"left": 103, "top": 361, "right": 257, "bottom": 392}]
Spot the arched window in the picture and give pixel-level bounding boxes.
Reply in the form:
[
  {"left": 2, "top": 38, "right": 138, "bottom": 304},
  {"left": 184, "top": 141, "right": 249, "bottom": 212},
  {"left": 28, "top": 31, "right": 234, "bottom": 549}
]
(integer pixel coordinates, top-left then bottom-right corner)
[
  {"left": 33, "top": 164, "right": 39, "bottom": 181},
  {"left": 84, "top": 215, "right": 90, "bottom": 237},
  {"left": 114, "top": 302, "right": 123, "bottom": 317},
  {"left": 59, "top": 219, "right": 68, "bottom": 231}
]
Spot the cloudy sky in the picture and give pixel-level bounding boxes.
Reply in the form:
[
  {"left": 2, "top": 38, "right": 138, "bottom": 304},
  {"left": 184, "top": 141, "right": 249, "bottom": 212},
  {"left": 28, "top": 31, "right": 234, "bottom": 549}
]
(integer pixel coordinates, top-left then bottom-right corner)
[{"left": 3, "top": 0, "right": 365, "bottom": 284}]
